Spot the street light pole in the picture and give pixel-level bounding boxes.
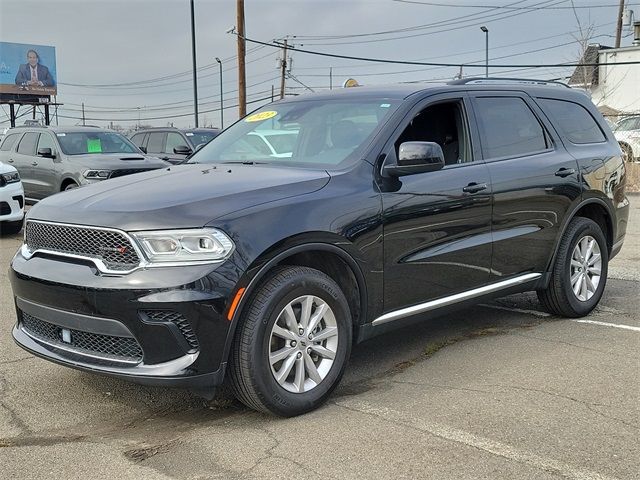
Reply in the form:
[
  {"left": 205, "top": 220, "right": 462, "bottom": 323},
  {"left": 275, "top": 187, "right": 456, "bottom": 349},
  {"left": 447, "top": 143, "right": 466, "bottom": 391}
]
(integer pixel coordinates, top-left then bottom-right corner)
[
  {"left": 215, "top": 57, "right": 224, "bottom": 129},
  {"left": 480, "top": 26, "right": 489, "bottom": 78},
  {"left": 190, "top": 0, "right": 199, "bottom": 127}
]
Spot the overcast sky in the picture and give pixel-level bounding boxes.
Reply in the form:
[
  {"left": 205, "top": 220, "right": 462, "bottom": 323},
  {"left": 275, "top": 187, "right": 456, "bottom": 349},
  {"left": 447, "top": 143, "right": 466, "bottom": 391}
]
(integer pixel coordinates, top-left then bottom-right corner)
[{"left": 1, "top": 0, "right": 637, "bottom": 129}]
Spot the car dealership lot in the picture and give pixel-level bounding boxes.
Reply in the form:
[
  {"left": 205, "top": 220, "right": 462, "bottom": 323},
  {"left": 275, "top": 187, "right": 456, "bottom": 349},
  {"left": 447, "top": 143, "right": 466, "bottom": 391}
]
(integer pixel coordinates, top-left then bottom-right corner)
[{"left": 0, "top": 199, "right": 638, "bottom": 480}]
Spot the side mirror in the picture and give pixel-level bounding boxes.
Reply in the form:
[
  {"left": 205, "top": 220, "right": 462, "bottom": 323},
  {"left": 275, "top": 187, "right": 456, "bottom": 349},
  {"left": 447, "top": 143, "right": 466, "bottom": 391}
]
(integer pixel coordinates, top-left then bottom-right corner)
[
  {"left": 139, "top": 146, "right": 147, "bottom": 154},
  {"left": 383, "top": 142, "right": 445, "bottom": 177},
  {"left": 173, "top": 145, "right": 193, "bottom": 155},
  {"left": 37, "top": 147, "right": 55, "bottom": 158}
]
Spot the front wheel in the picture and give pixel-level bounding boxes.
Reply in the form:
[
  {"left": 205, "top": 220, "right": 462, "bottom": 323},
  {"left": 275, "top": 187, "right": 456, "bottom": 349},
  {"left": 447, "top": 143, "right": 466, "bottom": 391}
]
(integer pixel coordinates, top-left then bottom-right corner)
[
  {"left": 229, "top": 266, "right": 352, "bottom": 416},
  {"left": 538, "top": 217, "right": 608, "bottom": 317}
]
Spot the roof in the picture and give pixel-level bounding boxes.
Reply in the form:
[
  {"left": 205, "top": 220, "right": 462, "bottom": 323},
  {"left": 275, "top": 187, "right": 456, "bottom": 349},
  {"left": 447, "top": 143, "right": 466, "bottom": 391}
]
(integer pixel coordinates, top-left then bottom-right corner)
[
  {"left": 568, "top": 44, "right": 612, "bottom": 87},
  {"left": 8, "top": 125, "right": 114, "bottom": 133}
]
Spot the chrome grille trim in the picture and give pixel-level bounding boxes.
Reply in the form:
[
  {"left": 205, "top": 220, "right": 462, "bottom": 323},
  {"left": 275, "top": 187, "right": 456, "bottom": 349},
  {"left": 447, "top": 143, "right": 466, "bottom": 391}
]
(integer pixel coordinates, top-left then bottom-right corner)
[{"left": 23, "top": 220, "right": 145, "bottom": 275}]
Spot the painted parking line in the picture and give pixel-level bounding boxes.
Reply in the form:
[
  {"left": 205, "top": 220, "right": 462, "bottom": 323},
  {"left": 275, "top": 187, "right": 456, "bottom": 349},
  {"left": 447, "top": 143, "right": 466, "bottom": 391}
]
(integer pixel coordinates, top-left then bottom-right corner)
[
  {"left": 337, "top": 400, "right": 618, "bottom": 480},
  {"left": 479, "top": 304, "right": 551, "bottom": 317},
  {"left": 571, "top": 319, "right": 640, "bottom": 332}
]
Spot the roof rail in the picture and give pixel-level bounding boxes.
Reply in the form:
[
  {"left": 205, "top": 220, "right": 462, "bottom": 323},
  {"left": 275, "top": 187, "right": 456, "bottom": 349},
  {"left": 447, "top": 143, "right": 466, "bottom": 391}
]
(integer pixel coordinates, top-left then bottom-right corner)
[{"left": 448, "top": 77, "right": 571, "bottom": 88}]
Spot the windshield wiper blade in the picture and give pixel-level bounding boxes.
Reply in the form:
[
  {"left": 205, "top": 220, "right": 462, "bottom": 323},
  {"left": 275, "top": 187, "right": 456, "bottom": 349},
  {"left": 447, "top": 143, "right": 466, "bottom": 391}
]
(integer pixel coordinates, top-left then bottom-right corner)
[{"left": 221, "top": 161, "right": 267, "bottom": 165}]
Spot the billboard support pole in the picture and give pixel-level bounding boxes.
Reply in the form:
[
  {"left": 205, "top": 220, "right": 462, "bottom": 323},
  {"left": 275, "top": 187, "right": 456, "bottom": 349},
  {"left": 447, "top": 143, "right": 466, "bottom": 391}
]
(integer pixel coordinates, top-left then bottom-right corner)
[
  {"left": 44, "top": 104, "right": 50, "bottom": 126},
  {"left": 9, "top": 103, "right": 15, "bottom": 128}
]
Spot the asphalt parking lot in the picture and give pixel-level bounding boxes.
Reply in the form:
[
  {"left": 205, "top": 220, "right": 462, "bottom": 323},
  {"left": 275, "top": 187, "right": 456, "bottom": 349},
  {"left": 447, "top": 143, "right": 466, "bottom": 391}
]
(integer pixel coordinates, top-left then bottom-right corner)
[{"left": 0, "top": 199, "right": 638, "bottom": 480}]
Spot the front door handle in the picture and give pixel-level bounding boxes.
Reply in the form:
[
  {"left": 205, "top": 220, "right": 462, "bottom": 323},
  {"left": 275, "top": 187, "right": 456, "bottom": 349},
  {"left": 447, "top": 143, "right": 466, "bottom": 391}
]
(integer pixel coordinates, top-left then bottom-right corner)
[
  {"left": 555, "top": 167, "right": 576, "bottom": 177},
  {"left": 7, "top": 159, "right": 14, "bottom": 163},
  {"left": 160, "top": 156, "right": 170, "bottom": 161},
  {"left": 462, "top": 182, "right": 488, "bottom": 194},
  {"left": 31, "top": 162, "right": 38, "bottom": 166}
]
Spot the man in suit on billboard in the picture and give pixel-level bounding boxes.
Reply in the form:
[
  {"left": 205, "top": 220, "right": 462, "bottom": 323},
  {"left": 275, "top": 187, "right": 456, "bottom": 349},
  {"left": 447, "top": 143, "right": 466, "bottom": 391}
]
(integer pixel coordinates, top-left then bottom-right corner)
[{"left": 14, "top": 49, "right": 55, "bottom": 87}]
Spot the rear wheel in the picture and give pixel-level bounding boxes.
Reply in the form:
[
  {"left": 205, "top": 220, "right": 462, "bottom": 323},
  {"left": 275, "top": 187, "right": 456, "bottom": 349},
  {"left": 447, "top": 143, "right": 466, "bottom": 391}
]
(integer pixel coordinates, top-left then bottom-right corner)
[
  {"left": 620, "top": 143, "right": 634, "bottom": 163},
  {"left": 538, "top": 217, "right": 608, "bottom": 317},
  {"left": 229, "top": 266, "right": 352, "bottom": 416},
  {"left": 63, "top": 181, "right": 78, "bottom": 191}
]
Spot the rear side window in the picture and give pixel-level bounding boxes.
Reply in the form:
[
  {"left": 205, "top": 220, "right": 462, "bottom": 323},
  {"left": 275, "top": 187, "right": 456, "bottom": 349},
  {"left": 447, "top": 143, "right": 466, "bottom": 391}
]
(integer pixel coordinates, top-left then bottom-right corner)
[
  {"left": 17, "top": 132, "right": 39, "bottom": 155},
  {"left": 146, "top": 132, "right": 165, "bottom": 153},
  {"left": 0, "top": 133, "right": 20, "bottom": 151},
  {"left": 539, "top": 98, "right": 606, "bottom": 144},
  {"left": 474, "top": 97, "right": 548, "bottom": 160},
  {"left": 130, "top": 133, "right": 146, "bottom": 148}
]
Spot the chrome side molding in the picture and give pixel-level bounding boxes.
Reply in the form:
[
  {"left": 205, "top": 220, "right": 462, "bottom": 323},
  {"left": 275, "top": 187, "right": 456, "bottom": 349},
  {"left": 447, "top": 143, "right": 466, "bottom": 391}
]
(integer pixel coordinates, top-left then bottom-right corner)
[{"left": 372, "top": 273, "right": 542, "bottom": 326}]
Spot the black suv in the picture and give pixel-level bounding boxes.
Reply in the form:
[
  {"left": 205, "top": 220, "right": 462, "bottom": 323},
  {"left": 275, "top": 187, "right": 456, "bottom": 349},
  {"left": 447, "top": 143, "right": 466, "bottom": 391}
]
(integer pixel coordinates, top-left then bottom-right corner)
[
  {"left": 130, "top": 127, "right": 220, "bottom": 164},
  {"left": 10, "top": 79, "right": 629, "bottom": 416}
]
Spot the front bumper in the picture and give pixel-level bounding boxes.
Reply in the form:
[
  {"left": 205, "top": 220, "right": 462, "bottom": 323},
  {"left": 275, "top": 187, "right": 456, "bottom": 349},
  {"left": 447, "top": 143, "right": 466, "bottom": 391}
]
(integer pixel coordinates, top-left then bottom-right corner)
[
  {"left": 9, "top": 249, "right": 244, "bottom": 388},
  {"left": 0, "top": 181, "right": 25, "bottom": 222}
]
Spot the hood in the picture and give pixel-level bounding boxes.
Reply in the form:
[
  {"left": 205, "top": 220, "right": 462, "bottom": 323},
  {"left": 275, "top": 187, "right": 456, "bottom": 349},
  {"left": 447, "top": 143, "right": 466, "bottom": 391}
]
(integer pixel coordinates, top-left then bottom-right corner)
[
  {"left": 0, "top": 161, "right": 18, "bottom": 175},
  {"left": 28, "top": 164, "right": 330, "bottom": 230},
  {"left": 66, "top": 153, "right": 169, "bottom": 168}
]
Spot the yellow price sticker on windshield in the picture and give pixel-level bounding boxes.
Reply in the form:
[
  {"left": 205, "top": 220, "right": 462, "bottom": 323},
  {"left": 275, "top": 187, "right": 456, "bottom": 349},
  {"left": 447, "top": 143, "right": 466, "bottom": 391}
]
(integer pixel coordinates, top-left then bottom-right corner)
[{"left": 245, "top": 110, "right": 277, "bottom": 122}]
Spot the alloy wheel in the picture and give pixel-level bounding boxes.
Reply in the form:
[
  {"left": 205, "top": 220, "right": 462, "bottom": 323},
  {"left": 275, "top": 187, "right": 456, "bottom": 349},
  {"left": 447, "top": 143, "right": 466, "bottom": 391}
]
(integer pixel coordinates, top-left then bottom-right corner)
[
  {"left": 570, "top": 235, "right": 602, "bottom": 302},
  {"left": 268, "top": 295, "right": 339, "bottom": 393}
]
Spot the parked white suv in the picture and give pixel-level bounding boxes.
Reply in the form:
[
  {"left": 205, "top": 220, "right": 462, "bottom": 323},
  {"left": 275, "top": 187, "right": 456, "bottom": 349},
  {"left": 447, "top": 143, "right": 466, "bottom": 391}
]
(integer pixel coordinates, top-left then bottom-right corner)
[
  {"left": 0, "top": 161, "right": 24, "bottom": 235},
  {"left": 614, "top": 115, "right": 640, "bottom": 162}
]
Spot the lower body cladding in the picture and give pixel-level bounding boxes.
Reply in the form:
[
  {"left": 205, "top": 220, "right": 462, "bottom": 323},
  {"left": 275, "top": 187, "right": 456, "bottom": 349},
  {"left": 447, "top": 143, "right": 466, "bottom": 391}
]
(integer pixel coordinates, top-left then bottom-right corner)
[{"left": 9, "top": 253, "right": 241, "bottom": 388}]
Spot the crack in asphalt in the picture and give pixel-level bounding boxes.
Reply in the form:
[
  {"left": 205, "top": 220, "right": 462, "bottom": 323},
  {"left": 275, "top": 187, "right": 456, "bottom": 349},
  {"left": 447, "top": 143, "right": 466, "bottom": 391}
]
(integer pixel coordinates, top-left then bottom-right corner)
[
  {"left": 0, "top": 356, "right": 35, "bottom": 366},
  {"left": 512, "top": 333, "right": 634, "bottom": 358},
  {"left": 0, "top": 433, "right": 86, "bottom": 448}
]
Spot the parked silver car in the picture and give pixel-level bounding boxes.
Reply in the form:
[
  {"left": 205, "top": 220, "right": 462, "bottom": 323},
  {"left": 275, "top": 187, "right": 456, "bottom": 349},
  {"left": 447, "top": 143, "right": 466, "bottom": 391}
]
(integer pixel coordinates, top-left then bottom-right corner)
[
  {"left": 613, "top": 115, "right": 640, "bottom": 162},
  {"left": 0, "top": 126, "right": 170, "bottom": 201}
]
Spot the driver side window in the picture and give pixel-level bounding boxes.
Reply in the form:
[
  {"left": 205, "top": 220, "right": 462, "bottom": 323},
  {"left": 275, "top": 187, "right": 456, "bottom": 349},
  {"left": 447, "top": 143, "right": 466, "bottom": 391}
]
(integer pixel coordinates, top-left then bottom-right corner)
[{"left": 395, "top": 100, "right": 472, "bottom": 166}]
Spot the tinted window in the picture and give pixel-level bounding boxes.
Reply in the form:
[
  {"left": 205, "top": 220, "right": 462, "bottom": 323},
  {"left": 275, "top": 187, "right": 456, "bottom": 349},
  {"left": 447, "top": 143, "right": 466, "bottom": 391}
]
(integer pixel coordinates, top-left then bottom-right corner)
[
  {"left": 17, "top": 132, "right": 39, "bottom": 155},
  {"left": 56, "top": 132, "right": 139, "bottom": 155},
  {"left": 130, "top": 133, "right": 146, "bottom": 148},
  {"left": 0, "top": 133, "right": 20, "bottom": 151},
  {"left": 475, "top": 97, "right": 548, "bottom": 159},
  {"left": 539, "top": 98, "right": 606, "bottom": 144},
  {"left": 37, "top": 133, "right": 56, "bottom": 152},
  {"left": 615, "top": 116, "right": 640, "bottom": 132},
  {"left": 166, "top": 132, "right": 187, "bottom": 153},
  {"left": 146, "top": 132, "right": 165, "bottom": 153}
]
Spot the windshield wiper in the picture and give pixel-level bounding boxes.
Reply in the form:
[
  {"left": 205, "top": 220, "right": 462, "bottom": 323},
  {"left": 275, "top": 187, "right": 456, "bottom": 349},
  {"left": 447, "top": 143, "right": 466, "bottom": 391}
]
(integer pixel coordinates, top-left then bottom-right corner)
[{"left": 221, "top": 161, "right": 268, "bottom": 165}]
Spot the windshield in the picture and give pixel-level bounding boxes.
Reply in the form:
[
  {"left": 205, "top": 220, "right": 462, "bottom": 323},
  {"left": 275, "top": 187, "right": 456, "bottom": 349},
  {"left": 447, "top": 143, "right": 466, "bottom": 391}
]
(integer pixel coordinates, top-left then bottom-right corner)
[
  {"left": 189, "top": 98, "right": 400, "bottom": 168},
  {"left": 56, "top": 131, "right": 141, "bottom": 155}
]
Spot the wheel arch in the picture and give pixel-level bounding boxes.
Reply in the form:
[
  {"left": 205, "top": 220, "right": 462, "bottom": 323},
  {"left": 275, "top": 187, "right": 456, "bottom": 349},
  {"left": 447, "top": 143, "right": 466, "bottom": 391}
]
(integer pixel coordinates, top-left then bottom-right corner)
[
  {"left": 60, "top": 177, "right": 78, "bottom": 191},
  {"left": 542, "top": 197, "right": 614, "bottom": 285},
  {"left": 220, "top": 240, "right": 369, "bottom": 368}
]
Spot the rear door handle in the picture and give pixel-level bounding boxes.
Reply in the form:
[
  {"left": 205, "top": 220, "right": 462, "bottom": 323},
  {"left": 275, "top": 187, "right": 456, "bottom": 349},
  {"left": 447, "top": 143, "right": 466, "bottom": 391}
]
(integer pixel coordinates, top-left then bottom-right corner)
[
  {"left": 462, "top": 182, "right": 488, "bottom": 194},
  {"left": 7, "top": 159, "right": 14, "bottom": 163},
  {"left": 31, "top": 162, "right": 38, "bottom": 166},
  {"left": 555, "top": 167, "right": 576, "bottom": 177}
]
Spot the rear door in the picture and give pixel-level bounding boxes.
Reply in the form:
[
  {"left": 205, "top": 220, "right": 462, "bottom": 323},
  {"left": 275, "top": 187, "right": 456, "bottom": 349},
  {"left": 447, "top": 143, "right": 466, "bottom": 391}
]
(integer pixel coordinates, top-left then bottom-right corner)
[
  {"left": 469, "top": 92, "right": 581, "bottom": 280},
  {"left": 145, "top": 131, "right": 167, "bottom": 159},
  {"left": 13, "top": 131, "right": 40, "bottom": 198}
]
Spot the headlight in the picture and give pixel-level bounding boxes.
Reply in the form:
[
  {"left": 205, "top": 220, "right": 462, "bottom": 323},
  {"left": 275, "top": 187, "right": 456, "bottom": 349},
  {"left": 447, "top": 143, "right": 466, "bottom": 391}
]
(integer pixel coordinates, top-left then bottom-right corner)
[
  {"left": 131, "top": 228, "right": 234, "bottom": 264},
  {"left": 83, "top": 169, "right": 111, "bottom": 179},
  {"left": 1, "top": 171, "right": 20, "bottom": 184}
]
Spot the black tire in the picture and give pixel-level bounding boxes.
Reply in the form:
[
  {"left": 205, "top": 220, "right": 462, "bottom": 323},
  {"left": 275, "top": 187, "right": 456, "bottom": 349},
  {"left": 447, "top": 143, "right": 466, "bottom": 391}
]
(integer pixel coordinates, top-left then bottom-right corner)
[
  {"left": 63, "top": 182, "right": 78, "bottom": 191},
  {"left": 0, "top": 218, "right": 24, "bottom": 236},
  {"left": 229, "top": 266, "right": 352, "bottom": 416},
  {"left": 537, "top": 217, "right": 608, "bottom": 317}
]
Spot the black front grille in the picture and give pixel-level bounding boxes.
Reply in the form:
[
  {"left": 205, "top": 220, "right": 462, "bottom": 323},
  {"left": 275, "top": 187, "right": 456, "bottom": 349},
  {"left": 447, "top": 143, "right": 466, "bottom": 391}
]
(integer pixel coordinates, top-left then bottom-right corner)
[
  {"left": 142, "top": 310, "right": 199, "bottom": 351},
  {"left": 25, "top": 221, "right": 140, "bottom": 271},
  {"left": 21, "top": 312, "right": 143, "bottom": 362},
  {"left": 0, "top": 201, "right": 10, "bottom": 215},
  {"left": 110, "top": 168, "right": 156, "bottom": 179}
]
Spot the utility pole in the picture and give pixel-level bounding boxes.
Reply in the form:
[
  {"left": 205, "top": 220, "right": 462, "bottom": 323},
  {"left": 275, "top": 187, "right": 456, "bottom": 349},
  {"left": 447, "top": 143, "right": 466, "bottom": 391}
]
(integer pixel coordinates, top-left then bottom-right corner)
[
  {"left": 271, "top": 85, "right": 274, "bottom": 102},
  {"left": 329, "top": 67, "right": 333, "bottom": 90},
  {"left": 237, "top": 0, "right": 247, "bottom": 117},
  {"left": 82, "top": 102, "right": 85, "bottom": 126},
  {"left": 190, "top": 0, "right": 199, "bottom": 127},
  {"left": 215, "top": 57, "right": 224, "bottom": 129},
  {"left": 615, "top": 0, "right": 625, "bottom": 48},
  {"left": 280, "top": 39, "right": 288, "bottom": 99}
]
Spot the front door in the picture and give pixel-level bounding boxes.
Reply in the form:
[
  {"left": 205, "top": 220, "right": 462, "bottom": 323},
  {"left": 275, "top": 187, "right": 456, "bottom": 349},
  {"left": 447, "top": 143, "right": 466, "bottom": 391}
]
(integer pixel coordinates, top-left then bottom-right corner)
[{"left": 380, "top": 94, "right": 493, "bottom": 314}]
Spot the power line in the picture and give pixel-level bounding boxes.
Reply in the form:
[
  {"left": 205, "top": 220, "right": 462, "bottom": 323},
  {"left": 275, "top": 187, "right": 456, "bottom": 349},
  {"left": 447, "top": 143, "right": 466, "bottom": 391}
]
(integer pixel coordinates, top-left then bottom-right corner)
[
  {"left": 393, "top": 1, "right": 637, "bottom": 9},
  {"left": 238, "top": 33, "right": 640, "bottom": 68}
]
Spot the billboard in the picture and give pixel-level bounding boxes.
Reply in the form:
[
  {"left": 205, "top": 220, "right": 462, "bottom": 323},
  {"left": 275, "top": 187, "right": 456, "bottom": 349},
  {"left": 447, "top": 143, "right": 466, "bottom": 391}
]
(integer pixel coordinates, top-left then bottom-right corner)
[{"left": 0, "top": 41, "right": 57, "bottom": 96}]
